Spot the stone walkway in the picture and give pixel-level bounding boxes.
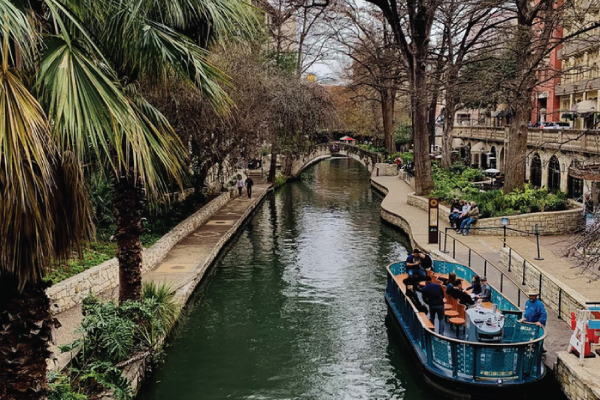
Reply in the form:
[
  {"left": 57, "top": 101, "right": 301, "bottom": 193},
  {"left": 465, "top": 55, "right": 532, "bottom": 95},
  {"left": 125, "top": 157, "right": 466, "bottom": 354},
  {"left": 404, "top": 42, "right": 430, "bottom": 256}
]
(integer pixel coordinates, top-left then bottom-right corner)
[{"left": 50, "top": 184, "right": 271, "bottom": 368}]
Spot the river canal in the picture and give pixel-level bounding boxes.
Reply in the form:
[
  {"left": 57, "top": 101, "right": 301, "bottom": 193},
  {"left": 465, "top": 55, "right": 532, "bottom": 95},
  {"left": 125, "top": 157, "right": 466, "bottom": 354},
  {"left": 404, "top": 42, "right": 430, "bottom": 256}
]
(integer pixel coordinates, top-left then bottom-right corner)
[{"left": 137, "top": 158, "right": 565, "bottom": 400}]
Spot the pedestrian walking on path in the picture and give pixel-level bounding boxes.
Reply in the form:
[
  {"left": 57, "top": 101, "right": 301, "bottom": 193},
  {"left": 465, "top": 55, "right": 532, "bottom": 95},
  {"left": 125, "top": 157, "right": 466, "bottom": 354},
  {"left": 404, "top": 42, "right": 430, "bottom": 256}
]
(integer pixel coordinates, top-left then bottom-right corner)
[
  {"left": 236, "top": 175, "right": 244, "bottom": 198},
  {"left": 245, "top": 176, "right": 254, "bottom": 199}
]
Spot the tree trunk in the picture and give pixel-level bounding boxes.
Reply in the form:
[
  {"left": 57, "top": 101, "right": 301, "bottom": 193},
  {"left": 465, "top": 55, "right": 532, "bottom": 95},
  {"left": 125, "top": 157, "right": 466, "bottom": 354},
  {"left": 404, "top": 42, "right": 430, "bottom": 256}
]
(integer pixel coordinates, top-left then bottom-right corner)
[
  {"left": 381, "top": 88, "right": 396, "bottom": 154},
  {"left": 441, "top": 94, "right": 456, "bottom": 169},
  {"left": 504, "top": 25, "right": 535, "bottom": 194},
  {"left": 411, "top": 59, "right": 434, "bottom": 195},
  {"left": 114, "top": 174, "right": 145, "bottom": 303},
  {"left": 428, "top": 92, "right": 438, "bottom": 151},
  {"left": 268, "top": 144, "right": 278, "bottom": 183},
  {"left": 0, "top": 278, "right": 57, "bottom": 400}
]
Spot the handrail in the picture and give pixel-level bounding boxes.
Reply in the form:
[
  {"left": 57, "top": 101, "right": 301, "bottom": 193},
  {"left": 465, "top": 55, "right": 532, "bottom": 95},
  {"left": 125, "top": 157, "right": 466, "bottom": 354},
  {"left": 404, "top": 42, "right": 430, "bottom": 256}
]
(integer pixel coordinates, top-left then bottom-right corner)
[
  {"left": 386, "top": 261, "right": 547, "bottom": 346},
  {"left": 439, "top": 230, "right": 529, "bottom": 307}
]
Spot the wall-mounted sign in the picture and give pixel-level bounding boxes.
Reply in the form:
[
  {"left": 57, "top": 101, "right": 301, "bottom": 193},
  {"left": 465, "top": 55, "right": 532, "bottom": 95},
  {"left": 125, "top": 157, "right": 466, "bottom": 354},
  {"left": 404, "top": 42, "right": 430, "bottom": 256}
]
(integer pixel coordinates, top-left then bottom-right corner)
[{"left": 428, "top": 198, "right": 439, "bottom": 244}]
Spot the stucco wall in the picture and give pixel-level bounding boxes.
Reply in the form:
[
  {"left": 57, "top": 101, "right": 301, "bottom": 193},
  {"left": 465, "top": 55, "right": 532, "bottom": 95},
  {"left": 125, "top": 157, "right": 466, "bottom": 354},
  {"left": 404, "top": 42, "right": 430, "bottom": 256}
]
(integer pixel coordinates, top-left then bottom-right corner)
[
  {"left": 407, "top": 193, "right": 583, "bottom": 236},
  {"left": 373, "top": 163, "right": 399, "bottom": 177},
  {"left": 47, "top": 192, "right": 232, "bottom": 314}
]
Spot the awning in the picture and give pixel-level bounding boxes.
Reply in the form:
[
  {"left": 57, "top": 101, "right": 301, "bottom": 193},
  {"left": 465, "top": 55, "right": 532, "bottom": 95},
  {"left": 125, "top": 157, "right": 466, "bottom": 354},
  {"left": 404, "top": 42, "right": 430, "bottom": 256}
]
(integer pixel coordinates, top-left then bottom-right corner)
[{"left": 573, "top": 99, "right": 598, "bottom": 114}]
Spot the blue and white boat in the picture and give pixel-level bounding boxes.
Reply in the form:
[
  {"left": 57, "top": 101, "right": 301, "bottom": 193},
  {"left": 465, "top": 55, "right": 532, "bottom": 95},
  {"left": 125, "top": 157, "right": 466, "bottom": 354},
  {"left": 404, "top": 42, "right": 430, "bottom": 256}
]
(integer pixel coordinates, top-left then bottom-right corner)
[{"left": 385, "top": 260, "right": 546, "bottom": 394}]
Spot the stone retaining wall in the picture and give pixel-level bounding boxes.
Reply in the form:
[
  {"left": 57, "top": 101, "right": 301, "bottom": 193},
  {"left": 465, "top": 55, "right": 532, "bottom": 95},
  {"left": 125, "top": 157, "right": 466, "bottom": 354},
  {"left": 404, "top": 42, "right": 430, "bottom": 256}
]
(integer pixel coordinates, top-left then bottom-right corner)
[
  {"left": 407, "top": 193, "right": 583, "bottom": 236},
  {"left": 47, "top": 191, "right": 231, "bottom": 314},
  {"left": 556, "top": 352, "right": 600, "bottom": 400},
  {"left": 499, "top": 248, "right": 586, "bottom": 321},
  {"left": 373, "top": 163, "right": 399, "bottom": 177}
]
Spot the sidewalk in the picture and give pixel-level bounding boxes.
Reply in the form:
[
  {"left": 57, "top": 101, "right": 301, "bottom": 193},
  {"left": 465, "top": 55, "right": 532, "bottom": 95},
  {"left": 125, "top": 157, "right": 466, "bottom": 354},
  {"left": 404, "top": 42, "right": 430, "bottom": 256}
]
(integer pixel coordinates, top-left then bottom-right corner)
[
  {"left": 51, "top": 184, "right": 271, "bottom": 365},
  {"left": 371, "top": 175, "right": 575, "bottom": 365}
]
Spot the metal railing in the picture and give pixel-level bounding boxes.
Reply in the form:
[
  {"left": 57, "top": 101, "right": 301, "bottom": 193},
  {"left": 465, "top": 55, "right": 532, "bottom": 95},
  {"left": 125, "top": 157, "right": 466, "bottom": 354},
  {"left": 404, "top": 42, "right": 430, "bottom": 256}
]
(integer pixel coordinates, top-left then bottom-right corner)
[{"left": 438, "top": 230, "right": 532, "bottom": 309}]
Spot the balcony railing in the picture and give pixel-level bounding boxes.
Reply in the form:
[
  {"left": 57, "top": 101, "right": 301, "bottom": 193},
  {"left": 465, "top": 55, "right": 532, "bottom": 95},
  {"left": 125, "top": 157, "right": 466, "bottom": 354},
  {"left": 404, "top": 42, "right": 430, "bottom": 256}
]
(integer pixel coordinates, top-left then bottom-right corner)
[{"left": 454, "top": 126, "right": 600, "bottom": 154}]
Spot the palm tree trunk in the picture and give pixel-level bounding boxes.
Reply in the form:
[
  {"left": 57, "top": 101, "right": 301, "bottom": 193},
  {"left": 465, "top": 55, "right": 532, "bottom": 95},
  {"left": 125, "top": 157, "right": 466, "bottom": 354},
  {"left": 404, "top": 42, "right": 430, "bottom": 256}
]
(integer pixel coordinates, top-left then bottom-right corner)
[
  {"left": 0, "top": 278, "right": 57, "bottom": 400},
  {"left": 114, "top": 175, "right": 145, "bottom": 303}
]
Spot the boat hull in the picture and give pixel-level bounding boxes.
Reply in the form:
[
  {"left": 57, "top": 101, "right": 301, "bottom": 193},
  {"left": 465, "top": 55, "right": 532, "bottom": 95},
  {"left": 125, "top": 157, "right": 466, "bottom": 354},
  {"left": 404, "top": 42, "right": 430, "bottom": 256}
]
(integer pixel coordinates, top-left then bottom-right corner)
[{"left": 385, "top": 296, "right": 546, "bottom": 399}]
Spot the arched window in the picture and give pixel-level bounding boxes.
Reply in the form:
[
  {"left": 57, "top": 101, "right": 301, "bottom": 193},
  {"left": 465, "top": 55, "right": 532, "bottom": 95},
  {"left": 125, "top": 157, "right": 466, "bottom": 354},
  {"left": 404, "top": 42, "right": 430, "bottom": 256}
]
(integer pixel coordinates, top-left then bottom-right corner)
[
  {"left": 530, "top": 153, "right": 542, "bottom": 187},
  {"left": 568, "top": 161, "right": 584, "bottom": 199},
  {"left": 548, "top": 155, "right": 561, "bottom": 193}
]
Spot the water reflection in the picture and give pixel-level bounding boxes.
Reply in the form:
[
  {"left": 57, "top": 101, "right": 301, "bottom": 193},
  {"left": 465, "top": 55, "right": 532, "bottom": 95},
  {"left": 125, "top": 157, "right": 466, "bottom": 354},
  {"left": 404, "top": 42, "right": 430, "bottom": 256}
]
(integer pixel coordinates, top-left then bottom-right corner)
[{"left": 138, "top": 158, "right": 432, "bottom": 400}]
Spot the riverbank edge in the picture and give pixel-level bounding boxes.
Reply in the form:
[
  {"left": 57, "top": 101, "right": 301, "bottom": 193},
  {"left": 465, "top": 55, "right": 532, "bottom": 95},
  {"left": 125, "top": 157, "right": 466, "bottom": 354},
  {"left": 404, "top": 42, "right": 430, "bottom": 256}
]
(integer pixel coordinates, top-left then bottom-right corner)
[
  {"left": 119, "top": 185, "right": 272, "bottom": 396},
  {"left": 47, "top": 191, "right": 233, "bottom": 314},
  {"left": 370, "top": 177, "right": 599, "bottom": 400}
]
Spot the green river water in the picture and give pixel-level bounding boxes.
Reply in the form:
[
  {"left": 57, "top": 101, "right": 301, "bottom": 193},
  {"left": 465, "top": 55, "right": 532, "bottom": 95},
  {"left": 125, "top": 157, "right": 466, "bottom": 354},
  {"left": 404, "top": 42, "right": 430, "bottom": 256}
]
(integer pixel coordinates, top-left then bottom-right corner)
[{"left": 137, "top": 158, "right": 565, "bottom": 400}]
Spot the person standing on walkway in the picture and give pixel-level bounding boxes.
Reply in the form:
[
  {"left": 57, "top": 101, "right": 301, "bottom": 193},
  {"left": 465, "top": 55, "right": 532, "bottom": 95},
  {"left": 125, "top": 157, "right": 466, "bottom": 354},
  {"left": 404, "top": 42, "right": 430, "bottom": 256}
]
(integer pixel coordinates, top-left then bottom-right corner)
[
  {"left": 245, "top": 176, "right": 254, "bottom": 199},
  {"left": 236, "top": 175, "right": 244, "bottom": 198},
  {"left": 524, "top": 289, "right": 547, "bottom": 327},
  {"left": 422, "top": 276, "right": 445, "bottom": 335}
]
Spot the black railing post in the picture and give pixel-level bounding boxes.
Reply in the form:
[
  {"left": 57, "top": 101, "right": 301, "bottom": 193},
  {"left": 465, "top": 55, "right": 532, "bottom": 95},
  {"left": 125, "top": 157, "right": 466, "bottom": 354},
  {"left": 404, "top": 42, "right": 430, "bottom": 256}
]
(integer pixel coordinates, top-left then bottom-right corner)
[
  {"left": 452, "top": 237, "right": 456, "bottom": 259},
  {"left": 438, "top": 231, "right": 442, "bottom": 252},
  {"left": 503, "top": 225, "right": 507, "bottom": 248},
  {"left": 534, "top": 224, "right": 544, "bottom": 260},
  {"left": 484, "top": 260, "right": 487, "bottom": 277},
  {"left": 518, "top": 290, "right": 521, "bottom": 307},
  {"left": 443, "top": 230, "right": 448, "bottom": 253},
  {"left": 508, "top": 248, "right": 512, "bottom": 272},
  {"left": 468, "top": 248, "right": 472, "bottom": 268},
  {"left": 522, "top": 260, "right": 526, "bottom": 285},
  {"left": 558, "top": 289, "right": 563, "bottom": 320},
  {"left": 500, "top": 274, "right": 504, "bottom": 292},
  {"left": 538, "top": 274, "right": 543, "bottom": 300}
]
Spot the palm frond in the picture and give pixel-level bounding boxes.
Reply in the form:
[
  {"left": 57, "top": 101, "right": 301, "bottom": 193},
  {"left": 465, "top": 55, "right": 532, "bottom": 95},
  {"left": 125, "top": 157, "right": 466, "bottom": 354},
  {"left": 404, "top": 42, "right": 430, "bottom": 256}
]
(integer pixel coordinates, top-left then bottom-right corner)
[
  {"left": 0, "top": 64, "right": 92, "bottom": 288},
  {"left": 0, "top": 0, "right": 38, "bottom": 68}
]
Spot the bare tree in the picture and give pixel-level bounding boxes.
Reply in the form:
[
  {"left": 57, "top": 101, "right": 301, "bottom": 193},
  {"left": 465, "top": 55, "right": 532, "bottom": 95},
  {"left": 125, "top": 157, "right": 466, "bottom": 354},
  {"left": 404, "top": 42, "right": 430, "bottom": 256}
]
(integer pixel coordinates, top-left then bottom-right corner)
[
  {"left": 364, "top": 0, "right": 443, "bottom": 195},
  {"left": 332, "top": 1, "right": 406, "bottom": 153}
]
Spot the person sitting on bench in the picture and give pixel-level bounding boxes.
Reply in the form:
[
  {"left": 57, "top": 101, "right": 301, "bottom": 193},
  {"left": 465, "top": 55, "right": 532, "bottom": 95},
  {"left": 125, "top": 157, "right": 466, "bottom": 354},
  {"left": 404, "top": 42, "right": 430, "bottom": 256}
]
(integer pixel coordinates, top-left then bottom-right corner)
[
  {"left": 447, "top": 279, "right": 475, "bottom": 306},
  {"left": 406, "top": 249, "right": 428, "bottom": 284}
]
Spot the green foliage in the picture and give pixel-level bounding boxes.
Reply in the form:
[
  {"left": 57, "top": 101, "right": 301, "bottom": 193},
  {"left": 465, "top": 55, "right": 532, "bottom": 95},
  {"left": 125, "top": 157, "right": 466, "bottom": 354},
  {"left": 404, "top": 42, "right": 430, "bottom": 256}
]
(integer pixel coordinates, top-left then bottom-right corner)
[
  {"left": 431, "top": 166, "right": 568, "bottom": 218},
  {"left": 47, "top": 371, "right": 88, "bottom": 400},
  {"left": 356, "top": 143, "right": 385, "bottom": 153},
  {"left": 394, "top": 123, "right": 412, "bottom": 146},
  {"left": 274, "top": 171, "right": 288, "bottom": 189},
  {"left": 265, "top": 51, "right": 298, "bottom": 75},
  {"left": 386, "top": 151, "right": 414, "bottom": 163},
  {"left": 53, "top": 285, "right": 180, "bottom": 399}
]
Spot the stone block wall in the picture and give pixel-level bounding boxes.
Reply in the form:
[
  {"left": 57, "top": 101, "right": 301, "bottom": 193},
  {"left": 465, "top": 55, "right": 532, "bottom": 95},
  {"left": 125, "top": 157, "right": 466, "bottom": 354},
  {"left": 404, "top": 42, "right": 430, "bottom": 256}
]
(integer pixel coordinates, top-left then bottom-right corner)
[
  {"left": 373, "top": 163, "right": 399, "bottom": 177},
  {"left": 556, "top": 352, "right": 600, "bottom": 400},
  {"left": 407, "top": 193, "right": 583, "bottom": 236},
  {"left": 499, "top": 248, "right": 586, "bottom": 320},
  {"left": 46, "top": 192, "right": 231, "bottom": 314}
]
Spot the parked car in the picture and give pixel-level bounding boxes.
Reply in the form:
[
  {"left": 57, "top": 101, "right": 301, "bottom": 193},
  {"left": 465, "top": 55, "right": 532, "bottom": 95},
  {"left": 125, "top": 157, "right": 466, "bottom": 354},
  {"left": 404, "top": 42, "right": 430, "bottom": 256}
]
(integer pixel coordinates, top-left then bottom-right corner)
[{"left": 539, "top": 121, "right": 571, "bottom": 129}]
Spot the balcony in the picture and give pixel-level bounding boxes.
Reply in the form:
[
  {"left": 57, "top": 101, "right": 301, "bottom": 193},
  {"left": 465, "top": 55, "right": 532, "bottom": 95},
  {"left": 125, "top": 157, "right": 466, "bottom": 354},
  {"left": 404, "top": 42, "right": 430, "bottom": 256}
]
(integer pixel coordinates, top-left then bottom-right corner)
[
  {"left": 556, "top": 78, "right": 600, "bottom": 96},
  {"left": 559, "top": 31, "right": 600, "bottom": 59}
]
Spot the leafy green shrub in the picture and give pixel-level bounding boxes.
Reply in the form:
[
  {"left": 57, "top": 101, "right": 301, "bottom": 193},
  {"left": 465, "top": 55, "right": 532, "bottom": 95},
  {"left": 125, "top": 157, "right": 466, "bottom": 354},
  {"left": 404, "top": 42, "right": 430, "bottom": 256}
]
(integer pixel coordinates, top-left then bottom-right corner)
[
  {"left": 274, "top": 171, "right": 287, "bottom": 188},
  {"left": 53, "top": 285, "right": 180, "bottom": 399},
  {"left": 450, "top": 163, "right": 467, "bottom": 175},
  {"left": 431, "top": 166, "right": 568, "bottom": 218}
]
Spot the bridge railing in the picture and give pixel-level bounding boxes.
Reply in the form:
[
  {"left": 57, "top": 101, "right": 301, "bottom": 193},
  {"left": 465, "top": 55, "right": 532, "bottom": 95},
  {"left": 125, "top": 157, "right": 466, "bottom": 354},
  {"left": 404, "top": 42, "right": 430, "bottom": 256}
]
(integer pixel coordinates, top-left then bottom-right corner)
[
  {"left": 387, "top": 261, "right": 546, "bottom": 384},
  {"left": 336, "top": 142, "right": 384, "bottom": 165}
]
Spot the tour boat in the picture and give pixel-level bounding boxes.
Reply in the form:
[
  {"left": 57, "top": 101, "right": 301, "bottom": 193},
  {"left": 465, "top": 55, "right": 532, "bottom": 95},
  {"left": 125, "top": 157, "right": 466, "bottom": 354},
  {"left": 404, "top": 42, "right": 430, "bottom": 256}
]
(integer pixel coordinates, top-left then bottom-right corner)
[{"left": 385, "top": 260, "right": 546, "bottom": 395}]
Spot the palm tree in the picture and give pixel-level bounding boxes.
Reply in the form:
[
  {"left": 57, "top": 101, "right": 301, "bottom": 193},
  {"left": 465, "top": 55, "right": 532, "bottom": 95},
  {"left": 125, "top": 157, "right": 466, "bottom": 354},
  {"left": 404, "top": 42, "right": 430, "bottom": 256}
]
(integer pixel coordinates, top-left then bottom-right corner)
[{"left": 0, "top": 0, "right": 258, "bottom": 396}]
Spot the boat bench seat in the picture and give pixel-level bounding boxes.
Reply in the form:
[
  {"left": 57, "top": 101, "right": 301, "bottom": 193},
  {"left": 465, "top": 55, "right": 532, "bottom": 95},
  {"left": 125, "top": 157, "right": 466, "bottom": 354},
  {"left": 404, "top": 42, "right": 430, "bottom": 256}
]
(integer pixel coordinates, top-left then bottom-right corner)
[
  {"left": 393, "top": 273, "right": 409, "bottom": 293},
  {"left": 419, "top": 312, "right": 435, "bottom": 330}
]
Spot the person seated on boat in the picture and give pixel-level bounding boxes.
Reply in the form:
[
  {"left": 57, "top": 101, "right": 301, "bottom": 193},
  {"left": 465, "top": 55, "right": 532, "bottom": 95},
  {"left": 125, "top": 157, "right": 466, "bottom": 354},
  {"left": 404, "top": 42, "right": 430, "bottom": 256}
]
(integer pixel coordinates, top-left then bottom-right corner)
[
  {"left": 466, "top": 275, "right": 482, "bottom": 295},
  {"left": 475, "top": 276, "right": 491, "bottom": 302},
  {"left": 421, "top": 276, "right": 445, "bottom": 335},
  {"left": 406, "top": 285, "right": 428, "bottom": 313},
  {"left": 441, "top": 272, "right": 456, "bottom": 290},
  {"left": 447, "top": 279, "right": 475, "bottom": 306},
  {"left": 406, "top": 249, "right": 428, "bottom": 284}
]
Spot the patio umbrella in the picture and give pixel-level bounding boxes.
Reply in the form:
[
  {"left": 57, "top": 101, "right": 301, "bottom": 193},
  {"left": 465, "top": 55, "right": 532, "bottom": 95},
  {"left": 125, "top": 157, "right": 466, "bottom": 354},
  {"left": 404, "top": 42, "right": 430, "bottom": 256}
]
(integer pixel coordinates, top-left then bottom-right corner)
[
  {"left": 485, "top": 168, "right": 500, "bottom": 174},
  {"left": 339, "top": 136, "right": 355, "bottom": 141}
]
